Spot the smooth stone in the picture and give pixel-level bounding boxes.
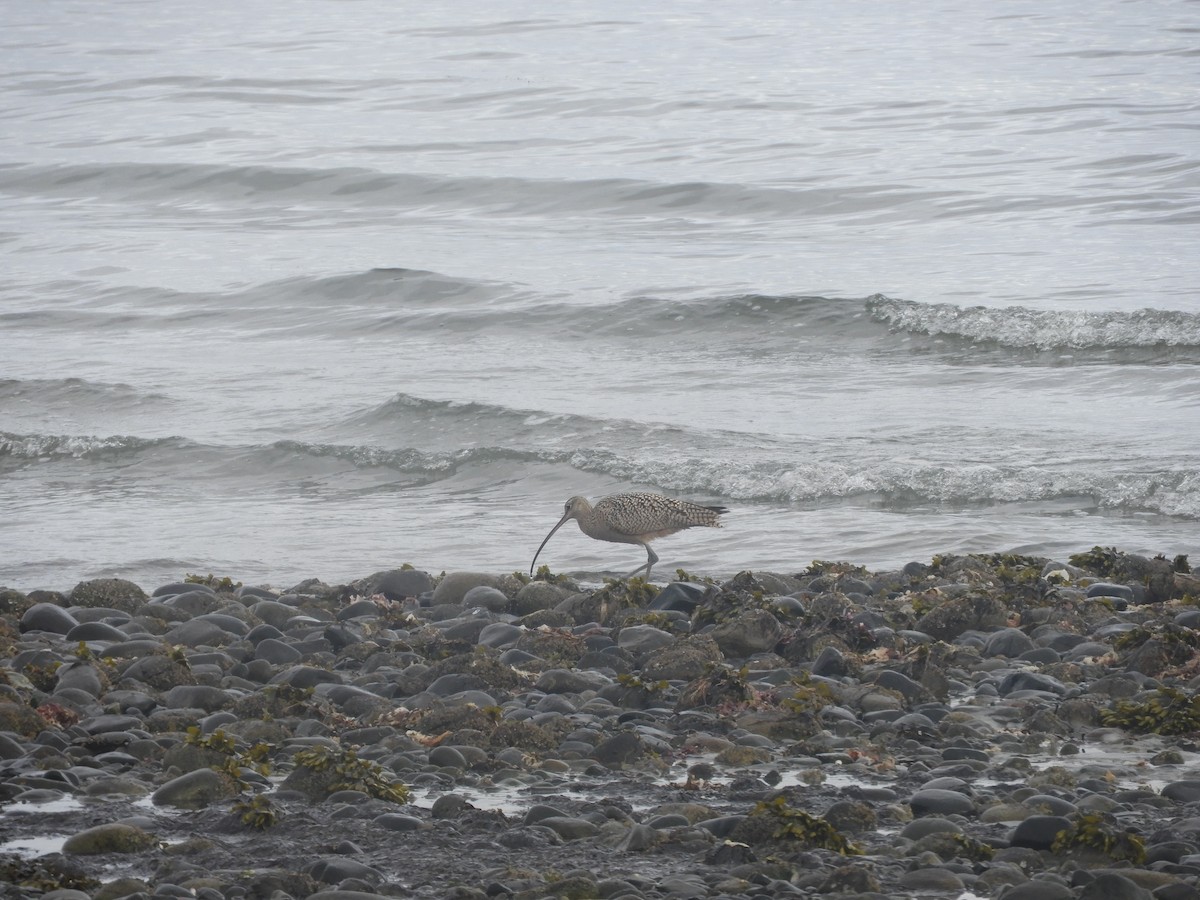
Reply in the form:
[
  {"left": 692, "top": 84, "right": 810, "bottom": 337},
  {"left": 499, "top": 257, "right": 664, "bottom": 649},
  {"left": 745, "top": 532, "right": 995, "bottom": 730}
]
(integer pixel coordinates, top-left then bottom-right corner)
[
  {"left": 194, "top": 612, "right": 249, "bottom": 635},
  {"left": 1086, "top": 582, "right": 1135, "bottom": 601},
  {"left": 269, "top": 665, "right": 344, "bottom": 688},
  {"left": 1162, "top": 781, "right": 1200, "bottom": 803},
  {"left": 62, "top": 823, "right": 158, "bottom": 854},
  {"left": 899, "top": 817, "right": 962, "bottom": 840},
  {"left": 871, "top": 669, "right": 926, "bottom": 700},
  {"left": 255, "top": 638, "right": 303, "bottom": 664},
  {"left": 158, "top": 590, "right": 222, "bottom": 615},
  {"left": 1009, "top": 815, "right": 1072, "bottom": 850},
  {"left": 20, "top": 602, "right": 79, "bottom": 634},
  {"left": 478, "top": 622, "right": 524, "bottom": 648},
  {"left": 152, "top": 581, "right": 215, "bottom": 598},
  {"left": 426, "top": 673, "right": 487, "bottom": 697},
  {"left": 708, "top": 609, "right": 783, "bottom": 658},
  {"left": 811, "top": 645, "right": 851, "bottom": 677},
  {"left": 246, "top": 623, "right": 285, "bottom": 643},
  {"left": 998, "top": 883, "right": 1074, "bottom": 900},
  {"left": 251, "top": 600, "right": 299, "bottom": 629},
  {"left": 899, "top": 868, "right": 963, "bottom": 891},
  {"left": 54, "top": 662, "right": 104, "bottom": 697},
  {"left": 649, "top": 581, "right": 709, "bottom": 613},
  {"left": 908, "top": 788, "right": 975, "bottom": 817},
  {"left": 162, "top": 619, "right": 233, "bottom": 647},
  {"left": 79, "top": 713, "right": 143, "bottom": 734},
  {"left": 534, "top": 668, "right": 611, "bottom": 694},
  {"left": 152, "top": 768, "right": 238, "bottom": 808},
  {"left": 983, "top": 627, "right": 1036, "bottom": 657},
  {"left": 164, "top": 685, "right": 230, "bottom": 711},
  {"left": 305, "top": 857, "right": 384, "bottom": 885},
  {"left": 1076, "top": 872, "right": 1154, "bottom": 900},
  {"left": 997, "top": 672, "right": 1068, "bottom": 696},
  {"left": 432, "top": 572, "right": 505, "bottom": 606},
  {"left": 535, "top": 816, "right": 599, "bottom": 840},
  {"left": 372, "top": 813, "right": 424, "bottom": 831},
  {"left": 593, "top": 732, "right": 646, "bottom": 767},
  {"left": 617, "top": 624, "right": 676, "bottom": 655},
  {"left": 428, "top": 746, "right": 468, "bottom": 769},
  {"left": 337, "top": 599, "right": 381, "bottom": 620},
  {"left": 65, "top": 621, "right": 129, "bottom": 642},
  {"left": 377, "top": 568, "right": 435, "bottom": 600},
  {"left": 462, "top": 585, "right": 509, "bottom": 611},
  {"left": 1023, "top": 794, "right": 1077, "bottom": 816}
]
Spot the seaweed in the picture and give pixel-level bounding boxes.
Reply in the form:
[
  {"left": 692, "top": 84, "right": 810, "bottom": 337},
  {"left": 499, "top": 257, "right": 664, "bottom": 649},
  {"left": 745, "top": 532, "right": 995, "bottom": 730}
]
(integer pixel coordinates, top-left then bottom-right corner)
[
  {"left": 292, "top": 744, "right": 410, "bottom": 803},
  {"left": 1050, "top": 812, "right": 1146, "bottom": 864},
  {"left": 751, "top": 796, "right": 861, "bottom": 855},
  {"left": 1100, "top": 686, "right": 1200, "bottom": 736}
]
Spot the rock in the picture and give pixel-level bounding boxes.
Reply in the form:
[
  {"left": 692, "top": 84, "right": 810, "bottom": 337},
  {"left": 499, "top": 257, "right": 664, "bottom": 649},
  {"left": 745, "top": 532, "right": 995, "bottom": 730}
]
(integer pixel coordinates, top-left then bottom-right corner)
[
  {"left": 908, "top": 788, "right": 975, "bottom": 817},
  {"left": 616, "top": 624, "right": 675, "bottom": 655},
  {"left": 997, "top": 883, "right": 1074, "bottom": 900},
  {"left": 709, "top": 608, "right": 783, "bottom": 658},
  {"left": 641, "top": 634, "right": 722, "bottom": 681},
  {"left": 20, "top": 602, "right": 79, "bottom": 634},
  {"left": 63, "top": 822, "right": 158, "bottom": 855},
  {"left": 915, "top": 594, "right": 1008, "bottom": 641},
  {"left": 152, "top": 768, "right": 239, "bottom": 808},
  {"left": 377, "top": 568, "right": 435, "bottom": 599},
  {"left": 1162, "top": 781, "right": 1200, "bottom": 803},
  {"left": 1009, "top": 815, "right": 1072, "bottom": 850},
  {"left": 511, "top": 581, "right": 571, "bottom": 616},
  {"left": 433, "top": 573, "right": 506, "bottom": 606},
  {"left": 593, "top": 732, "right": 646, "bottom": 767},
  {"left": 462, "top": 585, "right": 509, "bottom": 611},
  {"left": 65, "top": 621, "right": 129, "bottom": 642},
  {"left": 535, "top": 816, "right": 599, "bottom": 841},
  {"left": 983, "top": 627, "right": 1035, "bottom": 657},
  {"left": 1077, "top": 873, "right": 1154, "bottom": 900},
  {"left": 0, "top": 701, "right": 51, "bottom": 737},
  {"left": 70, "top": 578, "right": 148, "bottom": 613}
]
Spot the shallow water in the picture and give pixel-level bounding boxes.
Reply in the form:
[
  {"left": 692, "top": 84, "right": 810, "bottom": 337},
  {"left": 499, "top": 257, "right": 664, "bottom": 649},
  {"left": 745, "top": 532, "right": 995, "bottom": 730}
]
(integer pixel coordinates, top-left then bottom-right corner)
[{"left": 2, "top": 0, "right": 1198, "bottom": 589}]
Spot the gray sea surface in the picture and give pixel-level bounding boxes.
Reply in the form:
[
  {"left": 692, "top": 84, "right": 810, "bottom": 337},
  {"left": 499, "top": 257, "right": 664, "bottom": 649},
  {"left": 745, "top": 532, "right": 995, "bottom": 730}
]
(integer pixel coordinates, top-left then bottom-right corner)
[{"left": 2, "top": 0, "right": 1198, "bottom": 589}]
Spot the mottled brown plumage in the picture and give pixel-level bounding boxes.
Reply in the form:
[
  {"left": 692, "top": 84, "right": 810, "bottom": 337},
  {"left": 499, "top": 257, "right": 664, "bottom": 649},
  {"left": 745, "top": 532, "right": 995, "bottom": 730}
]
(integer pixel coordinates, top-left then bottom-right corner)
[{"left": 530, "top": 492, "right": 728, "bottom": 580}]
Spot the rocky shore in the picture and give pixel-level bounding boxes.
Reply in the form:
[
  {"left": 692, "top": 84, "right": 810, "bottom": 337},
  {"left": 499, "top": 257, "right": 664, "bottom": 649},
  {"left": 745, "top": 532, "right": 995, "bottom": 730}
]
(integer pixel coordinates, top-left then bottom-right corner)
[{"left": 2, "top": 547, "right": 1200, "bottom": 900}]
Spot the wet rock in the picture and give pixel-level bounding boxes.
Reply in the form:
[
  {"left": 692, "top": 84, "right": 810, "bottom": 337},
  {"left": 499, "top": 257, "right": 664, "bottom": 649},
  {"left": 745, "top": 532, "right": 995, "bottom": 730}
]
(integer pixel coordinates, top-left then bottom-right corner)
[
  {"left": 20, "top": 602, "right": 79, "bottom": 634},
  {"left": 376, "top": 568, "right": 435, "bottom": 599},
  {"left": 915, "top": 593, "right": 1009, "bottom": 641},
  {"left": 908, "top": 788, "right": 975, "bottom": 817},
  {"left": 1009, "top": 815, "right": 1072, "bottom": 850},
  {"left": 709, "top": 608, "right": 783, "bottom": 658},
  {"left": 152, "top": 768, "right": 239, "bottom": 808},
  {"left": 70, "top": 578, "right": 148, "bottom": 613},
  {"left": 641, "top": 634, "right": 722, "bottom": 681},
  {"left": 434, "top": 573, "right": 507, "bottom": 606},
  {"left": 63, "top": 822, "right": 158, "bottom": 854}
]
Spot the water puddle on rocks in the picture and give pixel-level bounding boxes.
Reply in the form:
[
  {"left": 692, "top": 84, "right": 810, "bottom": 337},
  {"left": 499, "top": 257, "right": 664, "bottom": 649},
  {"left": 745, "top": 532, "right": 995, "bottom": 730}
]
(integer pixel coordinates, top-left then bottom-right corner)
[{"left": 0, "top": 834, "right": 70, "bottom": 857}]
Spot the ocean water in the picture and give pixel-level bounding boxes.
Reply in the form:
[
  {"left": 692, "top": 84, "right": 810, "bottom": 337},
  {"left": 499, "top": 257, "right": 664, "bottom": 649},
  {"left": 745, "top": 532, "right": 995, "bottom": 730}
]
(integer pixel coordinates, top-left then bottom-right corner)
[{"left": 2, "top": 0, "right": 1198, "bottom": 590}]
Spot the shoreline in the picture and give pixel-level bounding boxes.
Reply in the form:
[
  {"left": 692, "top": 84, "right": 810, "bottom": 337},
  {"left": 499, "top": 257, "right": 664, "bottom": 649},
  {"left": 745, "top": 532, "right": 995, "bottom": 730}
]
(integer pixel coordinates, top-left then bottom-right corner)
[{"left": 2, "top": 547, "right": 1199, "bottom": 899}]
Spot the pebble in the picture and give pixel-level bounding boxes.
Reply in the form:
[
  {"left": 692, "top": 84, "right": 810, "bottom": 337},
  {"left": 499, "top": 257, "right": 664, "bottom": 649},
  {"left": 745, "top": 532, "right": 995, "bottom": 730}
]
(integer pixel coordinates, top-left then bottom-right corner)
[{"left": 1, "top": 549, "right": 1199, "bottom": 899}]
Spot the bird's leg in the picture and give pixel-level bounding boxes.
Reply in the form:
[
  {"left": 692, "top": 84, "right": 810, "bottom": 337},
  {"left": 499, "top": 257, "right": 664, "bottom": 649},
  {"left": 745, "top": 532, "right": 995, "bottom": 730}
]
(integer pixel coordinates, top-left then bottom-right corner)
[{"left": 624, "top": 544, "right": 658, "bottom": 581}]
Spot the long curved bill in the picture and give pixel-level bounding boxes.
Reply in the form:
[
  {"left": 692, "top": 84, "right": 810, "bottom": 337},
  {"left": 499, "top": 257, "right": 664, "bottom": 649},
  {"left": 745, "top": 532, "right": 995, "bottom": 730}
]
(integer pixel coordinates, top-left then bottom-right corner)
[{"left": 529, "top": 512, "right": 572, "bottom": 575}]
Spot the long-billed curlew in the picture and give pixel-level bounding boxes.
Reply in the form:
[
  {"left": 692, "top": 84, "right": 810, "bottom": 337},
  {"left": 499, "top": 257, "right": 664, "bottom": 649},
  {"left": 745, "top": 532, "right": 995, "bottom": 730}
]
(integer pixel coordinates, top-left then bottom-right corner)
[{"left": 530, "top": 492, "right": 728, "bottom": 580}]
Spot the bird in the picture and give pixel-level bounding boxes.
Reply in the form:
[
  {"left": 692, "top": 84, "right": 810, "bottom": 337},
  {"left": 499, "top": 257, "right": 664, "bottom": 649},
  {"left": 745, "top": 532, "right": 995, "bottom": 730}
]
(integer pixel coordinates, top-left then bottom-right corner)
[{"left": 529, "top": 492, "right": 728, "bottom": 580}]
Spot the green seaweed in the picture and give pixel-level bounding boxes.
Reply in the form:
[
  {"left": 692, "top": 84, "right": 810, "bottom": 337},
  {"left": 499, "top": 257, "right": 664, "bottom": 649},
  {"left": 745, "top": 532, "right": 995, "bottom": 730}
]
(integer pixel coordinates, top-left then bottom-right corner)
[
  {"left": 184, "top": 572, "right": 241, "bottom": 590},
  {"left": 1050, "top": 812, "right": 1145, "bottom": 864},
  {"left": 292, "top": 744, "right": 410, "bottom": 803},
  {"left": 751, "top": 796, "right": 860, "bottom": 855},
  {"left": 1100, "top": 686, "right": 1200, "bottom": 736},
  {"left": 232, "top": 794, "right": 279, "bottom": 830},
  {"left": 1068, "top": 546, "right": 1123, "bottom": 578}
]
